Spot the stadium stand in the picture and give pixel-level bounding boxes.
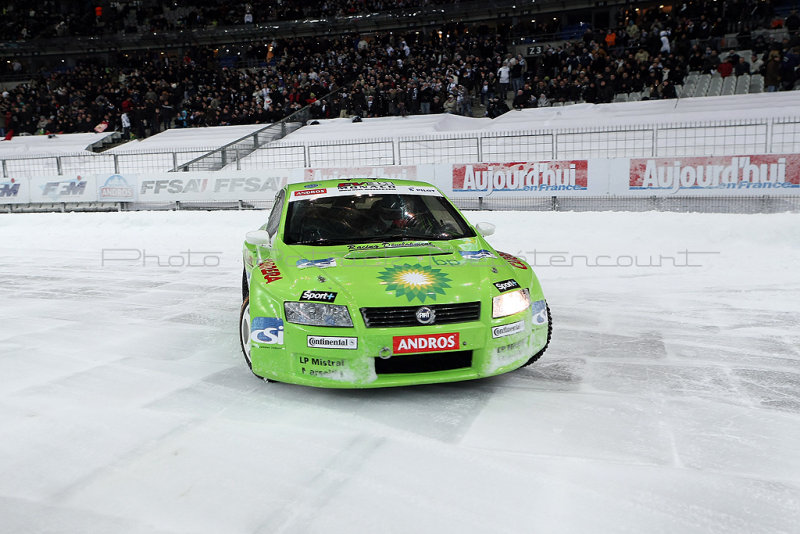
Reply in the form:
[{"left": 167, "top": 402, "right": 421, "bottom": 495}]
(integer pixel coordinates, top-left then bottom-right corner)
[{"left": 1, "top": 0, "right": 799, "bottom": 141}]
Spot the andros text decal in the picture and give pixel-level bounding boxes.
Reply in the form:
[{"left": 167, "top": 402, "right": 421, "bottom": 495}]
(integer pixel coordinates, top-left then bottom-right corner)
[
  {"left": 452, "top": 161, "right": 589, "bottom": 193},
  {"left": 629, "top": 155, "right": 800, "bottom": 192}
]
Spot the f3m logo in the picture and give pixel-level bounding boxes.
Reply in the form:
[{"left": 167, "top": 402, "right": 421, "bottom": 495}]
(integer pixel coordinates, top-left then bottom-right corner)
[
  {"left": 43, "top": 180, "right": 87, "bottom": 196},
  {"left": 0, "top": 179, "right": 20, "bottom": 197}
]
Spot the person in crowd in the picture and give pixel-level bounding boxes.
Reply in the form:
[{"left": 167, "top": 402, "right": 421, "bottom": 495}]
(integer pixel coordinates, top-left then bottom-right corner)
[
  {"left": 765, "top": 50, "right": 782, "bottom": 91},
  {"left": 2, "top": 0, "right": 796, "bottom": 136},
  {"left": 512, "top": 89, "right": 528, "bottom": 110},
  {"left": 496, "top": 60, "right": 510, "bottom": 100}
]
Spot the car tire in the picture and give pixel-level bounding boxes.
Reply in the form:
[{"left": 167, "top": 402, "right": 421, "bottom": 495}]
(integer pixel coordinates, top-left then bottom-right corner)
[
  {"left": 523, "top": 303, "right": 551, "bottom": 367},
  {"left": 239, "top": 297, "right": 266, "bottom": 379},
  {"left": 241, "top": 267, "right": 249, "bottom": 301}
]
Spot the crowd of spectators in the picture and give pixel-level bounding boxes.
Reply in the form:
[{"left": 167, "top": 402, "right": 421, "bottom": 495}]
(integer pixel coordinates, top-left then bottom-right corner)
[
  {"left": 501, "top": 0, "right": 800, "bottom": 109},
  {"left": 1, "top": 0, "right": 800, "bottom": 138},
  {"left": 0, "top": 29, "right": 513, "bottom": 137},
  {"left": 0, "top": 0, "right": 459, "bottom": 41}
]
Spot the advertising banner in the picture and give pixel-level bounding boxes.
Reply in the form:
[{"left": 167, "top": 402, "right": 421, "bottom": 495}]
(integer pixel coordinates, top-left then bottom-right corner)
[
  {"left": 7, "top": 153, "right": 800, "bottom": 206},
  {"left": 29, "top": 175, "right": 97, "bottom": 203},
  {"left": 96, "top": 173, "right": 138, "bottom": 202},
  {"left": 132, "top": 169, "right": 300, "bottom": 202},
  {"left": 450, "top": 161, "right": 593, "bottom": 196},
  {"left": 208, "top": 170, "right": 297, "bottom": 201},
  {"left": 628, "top": 155, "right": 800, "bottom": 195},
  {"left": 0, "top": 177, "right": 29, "bottom": 204}
]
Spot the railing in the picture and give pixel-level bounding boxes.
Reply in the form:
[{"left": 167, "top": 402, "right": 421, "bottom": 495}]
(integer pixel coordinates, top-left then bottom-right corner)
[
  {"left": 4, "top": 116, "right": 800, "bottom": 178},
  {"left": 225, "top": 117, "right": 800, "bottom": 170},
  {"left": 173, "top": 86, "right": 343, "bottom": 172}
]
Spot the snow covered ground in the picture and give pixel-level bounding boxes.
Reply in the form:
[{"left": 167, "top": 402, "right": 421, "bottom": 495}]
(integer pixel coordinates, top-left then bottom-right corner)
[{"left": 1, "top": 209, "right": 798, "bottom": 533}]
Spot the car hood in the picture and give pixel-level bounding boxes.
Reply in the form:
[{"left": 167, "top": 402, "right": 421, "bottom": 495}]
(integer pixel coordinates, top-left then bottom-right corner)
[{"left": 261, "top": 238, "right": 527, "bottom": 308}]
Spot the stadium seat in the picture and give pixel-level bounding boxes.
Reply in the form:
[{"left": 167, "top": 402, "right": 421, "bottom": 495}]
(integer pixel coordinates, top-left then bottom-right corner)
[
  {"left": 693, "top": 74, "right": 711, "bottom": 97},
  {"left": 721, "top": 76, "right": 736, "bottom": 95},
  {"left": 613, "top": 93, "right": 629, "bottom": 102},
  {"left": 707, "top": 76, "right": 724, "bottom": 97},
  {"left": 750, "top": 74, "right": 765, "bottom": 93},
  {"left": 735, "top": 74, "right": 750, "bottom": 94}
]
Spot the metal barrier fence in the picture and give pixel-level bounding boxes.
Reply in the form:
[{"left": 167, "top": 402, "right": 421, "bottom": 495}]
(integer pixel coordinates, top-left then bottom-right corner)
[
  {"left": 4, "top": 116, "right": 800, "bottom": 178},
  {"left": 228, "top": 116, "right": 800, "bottom": 170},
  {"left": 4, "top": 195, "right": 799, "bottom": 214},
  {"left": 452, "top": 196, "right": 800, "bottom": 213}
]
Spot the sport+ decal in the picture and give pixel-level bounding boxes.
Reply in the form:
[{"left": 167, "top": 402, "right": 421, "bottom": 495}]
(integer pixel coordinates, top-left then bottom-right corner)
[
  {"left": 300, "top": 290, "right": 337, "bottom": 302},
  {"left": 377, "top": 263, "right": 452, "bottom": 303},
  {"left": 493, "top": 279, "right": 521, "bottom": 292}
]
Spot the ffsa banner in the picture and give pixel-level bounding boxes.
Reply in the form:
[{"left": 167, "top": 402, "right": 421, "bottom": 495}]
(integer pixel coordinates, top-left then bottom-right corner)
[
  {"left": 452, "top": 161, "right": 589, "bottom": 195},
  {"left": 629, "top": 155, "right": 800, "bottom": 194}
]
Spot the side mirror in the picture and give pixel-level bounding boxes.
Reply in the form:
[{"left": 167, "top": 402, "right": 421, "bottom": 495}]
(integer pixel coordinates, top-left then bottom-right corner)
[
  {"left": 246, "top": 230, "right": 272, "bottom": 247},
  {"left": 475, "top": 222, "right": 496, "bottom": 237}
]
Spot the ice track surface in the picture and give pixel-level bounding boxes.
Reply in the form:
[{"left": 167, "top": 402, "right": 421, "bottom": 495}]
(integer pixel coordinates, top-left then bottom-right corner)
[{"left": 0, "top": 210, "right": 799, "bottom": 534}]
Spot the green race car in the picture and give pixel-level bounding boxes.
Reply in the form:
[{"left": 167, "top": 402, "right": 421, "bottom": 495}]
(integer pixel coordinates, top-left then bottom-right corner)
[{"left": 239, "top": 179, "right": 550, "bottom": 388}]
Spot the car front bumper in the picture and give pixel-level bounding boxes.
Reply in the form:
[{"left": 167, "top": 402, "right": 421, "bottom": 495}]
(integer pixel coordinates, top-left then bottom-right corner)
[{"left": 249, "top": 307, "right": 548, "bottom": 388}]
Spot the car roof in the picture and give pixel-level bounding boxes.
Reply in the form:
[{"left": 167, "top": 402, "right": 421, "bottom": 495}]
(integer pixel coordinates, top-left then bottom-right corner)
[{"left": 285, "top": 178, "right": 437, "bottom": 195}]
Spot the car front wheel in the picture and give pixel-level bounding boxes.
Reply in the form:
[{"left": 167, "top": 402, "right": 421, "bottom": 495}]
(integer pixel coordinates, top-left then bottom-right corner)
[
  {"left": 239, "top": 297, "right": 277, "bottom": 382},
  {"left": 523, "top": 303, "right": 551, "bottom": 367}
]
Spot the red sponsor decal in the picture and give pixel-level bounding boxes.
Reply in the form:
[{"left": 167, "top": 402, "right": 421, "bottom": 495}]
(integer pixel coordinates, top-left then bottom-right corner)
[
  {"left": 498, "top": 251, "right": 528, "bottom": 270},
  {"left": 258, "top": 260, "right": 282, "bottom": 283},
  {"left": 393, "top": 332, "right": 460, "bottom": 354},
  {"left": 303, "top": 166, "right": 418, "bottom": 181},
  {"left": 453, "top": 161, "right": 588, "bottom": 192},
  {"left": 293, "top": 188, "right": 327, "bottom": 197},
  {"left": 629, "top": 155, "right": 800, "bottom": 190}
]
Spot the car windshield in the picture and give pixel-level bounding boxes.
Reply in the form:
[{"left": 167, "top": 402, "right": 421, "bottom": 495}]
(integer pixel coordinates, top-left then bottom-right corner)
[{"left": 283, "top": 193, "right": 476, "bottom": 246}]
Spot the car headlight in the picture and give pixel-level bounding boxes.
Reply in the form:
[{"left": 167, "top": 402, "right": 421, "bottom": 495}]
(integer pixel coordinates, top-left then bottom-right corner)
[
  {"left": 284, "top": 302, "right": 353, "bottom": 327},
  {"left": 492, "top": 288, "right": 531, "bottom": 318}
]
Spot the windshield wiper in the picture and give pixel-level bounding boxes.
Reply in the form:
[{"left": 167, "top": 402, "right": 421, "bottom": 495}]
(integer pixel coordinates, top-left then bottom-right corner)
[{"left": 292, "top": 238, "right": 355, "bottom": 246}]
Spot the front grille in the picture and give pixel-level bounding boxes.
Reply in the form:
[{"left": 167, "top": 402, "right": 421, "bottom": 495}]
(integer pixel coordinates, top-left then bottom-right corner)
[
  {"left": 374, "top": 350, "right": 473, "bottom": 375},
  {"left": 360, "top": 301, "right": 481, "bottom": 328}
]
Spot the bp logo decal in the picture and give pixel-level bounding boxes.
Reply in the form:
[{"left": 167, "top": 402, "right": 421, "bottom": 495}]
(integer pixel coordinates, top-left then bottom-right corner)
[{"left": 378, "top": 264, "right": 451, "bottom": 303}]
